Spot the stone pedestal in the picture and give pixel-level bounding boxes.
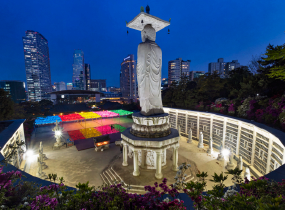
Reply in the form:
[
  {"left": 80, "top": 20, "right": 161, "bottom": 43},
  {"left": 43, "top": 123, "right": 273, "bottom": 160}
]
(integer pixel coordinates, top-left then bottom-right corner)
[
  {"left": 198, "top": 132, "right": 204, "bottom": 148},
  {"left": 207, "top": 137, "right": 213, "bottom": 154},
  {"left": 121, "top": 127, "right": 179, "bottom": 179},
  {"left": 226, "top": 148, "right": 235, "bottom": 170},
  {"left": 187, "top": 128, "right": 192, "bottom": 144}
]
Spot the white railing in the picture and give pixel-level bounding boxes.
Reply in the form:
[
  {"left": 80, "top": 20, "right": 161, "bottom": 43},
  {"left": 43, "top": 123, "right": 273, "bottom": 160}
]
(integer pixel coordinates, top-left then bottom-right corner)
[{"left": 163, "top": 108, "right": 285, "bottom": 178}]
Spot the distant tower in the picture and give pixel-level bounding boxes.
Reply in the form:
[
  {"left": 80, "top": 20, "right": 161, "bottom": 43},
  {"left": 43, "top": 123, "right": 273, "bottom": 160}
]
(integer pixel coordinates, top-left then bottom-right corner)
[
  {"left": 146, "top": 5, "right": 150, "bottom": 14},
  {"left": 22, "top": 30, "right": 52, "bottom": 101},
  {"left": 72, "top": 49, "right": 86, "bottom": 90}
]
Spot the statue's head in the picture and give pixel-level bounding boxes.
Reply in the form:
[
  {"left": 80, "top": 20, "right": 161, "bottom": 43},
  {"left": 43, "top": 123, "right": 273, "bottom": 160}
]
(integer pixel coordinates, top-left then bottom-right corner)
[{"left": 141, "top": 24, "right": 156, "bottom": 42}]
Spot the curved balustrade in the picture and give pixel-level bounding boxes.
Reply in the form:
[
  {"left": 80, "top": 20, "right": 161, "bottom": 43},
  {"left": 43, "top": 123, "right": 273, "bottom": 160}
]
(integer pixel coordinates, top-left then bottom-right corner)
[{"left": 163, "top": 107, "right": 285, "bottom": 178}]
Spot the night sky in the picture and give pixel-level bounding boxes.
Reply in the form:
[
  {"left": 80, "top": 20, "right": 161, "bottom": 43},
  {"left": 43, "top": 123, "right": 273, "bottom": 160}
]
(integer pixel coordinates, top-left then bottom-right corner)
[{"left": 1, "top": 0, "right": 285, "bottom": 87}]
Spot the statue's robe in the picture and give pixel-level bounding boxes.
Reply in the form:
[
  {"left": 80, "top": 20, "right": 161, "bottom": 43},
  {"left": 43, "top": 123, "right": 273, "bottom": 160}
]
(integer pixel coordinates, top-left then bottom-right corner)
[{"left": 137, "top": 39, "right": 164, "bottom": 116}]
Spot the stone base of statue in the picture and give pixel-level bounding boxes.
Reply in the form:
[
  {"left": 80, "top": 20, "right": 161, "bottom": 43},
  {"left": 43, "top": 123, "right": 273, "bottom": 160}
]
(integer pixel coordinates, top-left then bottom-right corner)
[
  {"left": 207, "top": 148, "right": 213, "bottom": 154},
  {"left": 217, "top": 153, "right": 225, "bottom": 161},
  {"left": 42, "top": 154, "right": 48, "bottom": 160},
  {"left": 53, "top": 140, "right": 64, "bottom": 148},
  {"left": 226, "top": 162, "right": 235, "bottom": 170},
  {"left": 121, "top": 126, "right": 180, "bottom": 179},
  {"left": 130, "top": 113, "right": 171, "bottom": 138},
  {"left": 40, "top": 162, "right": 48, "bottom": 170}
]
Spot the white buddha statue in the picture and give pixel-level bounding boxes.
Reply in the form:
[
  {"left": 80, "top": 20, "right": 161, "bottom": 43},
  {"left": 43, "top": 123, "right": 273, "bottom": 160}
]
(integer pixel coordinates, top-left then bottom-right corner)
[{"left": 137, "top": 24, "right": 164, "bottom": 116}]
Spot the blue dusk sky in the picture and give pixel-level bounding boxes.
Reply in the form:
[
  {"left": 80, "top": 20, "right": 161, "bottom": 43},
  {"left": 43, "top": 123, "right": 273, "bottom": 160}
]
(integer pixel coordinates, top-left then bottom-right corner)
[{"left": 0, "top": 0, "right": 285, "bottom": 87}]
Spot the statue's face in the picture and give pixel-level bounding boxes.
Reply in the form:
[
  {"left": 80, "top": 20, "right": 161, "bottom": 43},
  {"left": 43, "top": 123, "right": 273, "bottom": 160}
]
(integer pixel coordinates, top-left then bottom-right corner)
[{"left": 141, "top": 24, "right": 156, "bottom": 42}]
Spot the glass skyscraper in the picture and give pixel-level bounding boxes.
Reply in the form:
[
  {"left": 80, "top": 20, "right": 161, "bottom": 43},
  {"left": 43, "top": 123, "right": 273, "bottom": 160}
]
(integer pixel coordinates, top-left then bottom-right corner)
[
  {"left": 85, "top": 63, "right": 91, "bottom": 90},
  {"left": 22, "top": 30, "right": 52, "bottom": 101},
  {"left": 72, "top": 50, "right": 86, "bottom": 90},
  {"left": 120, "top": 54, "right": 137, "bottom": 101}
]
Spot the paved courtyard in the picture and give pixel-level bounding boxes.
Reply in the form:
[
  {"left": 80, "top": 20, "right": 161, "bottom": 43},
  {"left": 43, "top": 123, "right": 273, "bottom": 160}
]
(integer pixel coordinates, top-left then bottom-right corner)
[{"left": 25, "top": 117, "right": 240, "bottom": 191}]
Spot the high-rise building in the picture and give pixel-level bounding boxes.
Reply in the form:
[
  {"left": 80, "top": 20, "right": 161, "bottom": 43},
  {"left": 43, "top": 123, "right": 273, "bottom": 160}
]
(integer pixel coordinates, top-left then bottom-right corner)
[
  {"left": 54, "top": 82, "right": 66, "bottom": 91},
  {"left": 190, "top": 71, "right": 205, "bottom": 81},
  {"left": 0, "top": 80, "right": 26, "bottom": 103},
  {"left": 225, "top": 60, "right": 241, "bottom": 76},
  {"left": 168, "top": 58, "right": 191, "bottom": 85},
  {"left": 22, "top": 30, "right": 52, "bottom": 101},
  {"left": 85, "top": 64, "right": 91, "bottom": 90},
  {"left": 72, "top": 49, "right": 85, "bottom": 90},
  {"left": 120, "top": 55, "right": 137, "bottom": 101},
  {"left": 108, "top": 86, "right": 121, "bottom": 93},
  {"left": 66, "top": 83, "right": 73, "bottom": 90},
  {"left": 90, "top": 79, "right": 106, "bottom": 92},
  {"left": 208, "top": 58, "right": 240, "bottom": 78}
]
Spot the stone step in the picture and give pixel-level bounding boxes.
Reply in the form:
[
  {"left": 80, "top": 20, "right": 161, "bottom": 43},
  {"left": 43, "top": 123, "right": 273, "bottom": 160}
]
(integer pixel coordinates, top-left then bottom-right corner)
[{"left": 101, "top": 166, "right": 197, "bottom": 194}]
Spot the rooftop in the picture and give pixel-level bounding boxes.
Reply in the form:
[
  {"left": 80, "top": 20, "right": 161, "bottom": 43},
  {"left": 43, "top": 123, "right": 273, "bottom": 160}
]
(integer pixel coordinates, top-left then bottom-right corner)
[{"left": 50, "top": 90, "right": 102, "bottom": 95}]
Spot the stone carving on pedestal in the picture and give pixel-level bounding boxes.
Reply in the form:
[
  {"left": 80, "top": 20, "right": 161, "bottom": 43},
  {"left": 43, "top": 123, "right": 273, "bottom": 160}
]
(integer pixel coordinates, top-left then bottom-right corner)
[
  {"left": 244, "top": 167, "right": 251, "bottom": 181},
  {"left": 137, "top": 24, "right": 164, "bottom": 116},
  {"left": 37, "top": 157, "right": 47, "bottom": 179},
  {"left": 207, "top": 137, "right": 213, "bottom": 154},
  {"left": 122, "top": 10, "right": 179, "bottom": 179},
  {"left": 198, "top": 132, "right": 204, "bottom": 148},
  {"left": 217, "top": 144, "right": 225, "bottom": 161},
  {"left": 52, "top": 120, "right": 64, "bottom": 148},
  {"left": 226, "top": 148, "right": 235, "bottom": 170},
  {"left": 187, "top": 128, "right": 192, "bottom": 143},
  {"left": 238, "top": 156, "right": 243, "bottom": 171}
]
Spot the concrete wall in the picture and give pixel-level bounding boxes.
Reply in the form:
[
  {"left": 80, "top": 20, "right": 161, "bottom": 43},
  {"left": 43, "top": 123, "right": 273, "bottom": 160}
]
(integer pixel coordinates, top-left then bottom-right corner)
[{"left": 163, "top": 108, "right": 285, "bottom": 178}]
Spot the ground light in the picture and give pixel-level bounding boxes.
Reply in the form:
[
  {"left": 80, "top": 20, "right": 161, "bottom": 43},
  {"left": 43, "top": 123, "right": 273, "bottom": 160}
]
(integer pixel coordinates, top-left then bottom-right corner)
[
  {"left": 25, "top": 149, "right": 34, "bottom": 158},
  {"left": 222, "top": 148, "right": 230, "bottom": 157},
  {"left": 25, "top": 149, "right": 37, "bottom": 164},
  {"left": 55, "top": 130, "right": 61, "bottom": 136}
]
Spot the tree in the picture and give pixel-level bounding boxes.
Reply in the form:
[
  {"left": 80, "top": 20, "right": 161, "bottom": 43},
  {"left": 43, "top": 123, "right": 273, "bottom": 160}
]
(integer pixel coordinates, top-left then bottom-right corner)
[
  {"left": 171, "top": 76, "right": 192, "bottom": 107},
  {"left": 196, "top": 72, "right": 226, "bottom": 102},
  {"left": 227, "top": 66, "right": 254, "bottom": 99},
  {"left": 12, "top": 104, "right": 26, "bottom": 119},
  {"left": 259, "top": 43, "right": 285, "bottom": 80},
  {"left": 0, "top": 89, "right": 14, "bottom": 121},
  {"left": 248, "top": 55, "right": 262, "bottom": 74}
]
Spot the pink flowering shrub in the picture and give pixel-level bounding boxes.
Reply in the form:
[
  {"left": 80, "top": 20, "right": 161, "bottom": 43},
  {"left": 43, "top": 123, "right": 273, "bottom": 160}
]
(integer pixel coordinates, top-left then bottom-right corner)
[
  {"left": 228, "top": 103, "right": 235, "bottom": 114},
  {"left": 0, "top": 166, "right": 187, "bottom": 209}
]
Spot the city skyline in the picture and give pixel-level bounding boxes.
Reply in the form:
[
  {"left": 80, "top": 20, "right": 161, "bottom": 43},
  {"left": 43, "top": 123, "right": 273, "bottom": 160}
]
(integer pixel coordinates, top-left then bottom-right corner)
[{"left": 1, "top": 0, "right": 285, "bottom": 87}]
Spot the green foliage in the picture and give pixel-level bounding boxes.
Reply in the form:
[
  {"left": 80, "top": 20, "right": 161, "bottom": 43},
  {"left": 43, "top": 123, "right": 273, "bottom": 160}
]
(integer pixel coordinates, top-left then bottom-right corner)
[
  {"left": 12, "top": 104, "right": 26, "bottom": 119},
  {"left": 0, "top": 88, "right": 14, "bottom": 121},
  {"left": 261, "top": 44, "right": 285, "bottom": 81},
  {"left": 226, "top": 168, "right": 243, "bottom": 184}
]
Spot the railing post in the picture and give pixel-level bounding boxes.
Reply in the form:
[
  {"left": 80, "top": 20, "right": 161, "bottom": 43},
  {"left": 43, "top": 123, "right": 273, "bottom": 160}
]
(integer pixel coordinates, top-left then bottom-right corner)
[
  {"left": 210, "top": 115, "right": 213, "bottom": 140},
  {"left": 266, "top": 134, "right": 273, "bottom": 174},
  {"left": 236, "top": 122, "right": 241, "bottom": 156},
  {"left": 175, "top": 110, "right": 178, "bottom": 129},
  {"left": 185, "top": 112, "right": 188, "bottom": 135},
  {"left": 251, "top": 127, "right": 257, "bottom": 165},
  {"left": 222, "top": 118, "right": 227, "bottom": 148},
  {"left": 197, "top": 113, "right": 200, "bottom": 139}
]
